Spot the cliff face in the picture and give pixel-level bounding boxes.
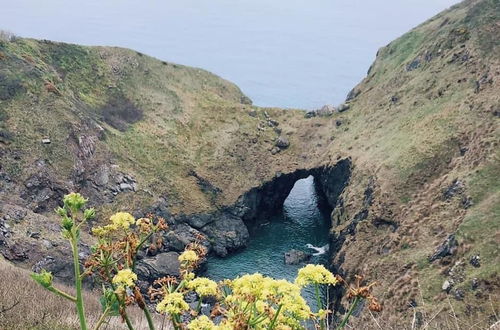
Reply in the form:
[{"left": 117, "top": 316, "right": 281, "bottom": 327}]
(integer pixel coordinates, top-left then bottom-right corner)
[
  {"left": 319, "top": 0, "right": 499, "bottom": 326},
  {"left": 0, "top": 0, "right": 499, "bottom": 327}
]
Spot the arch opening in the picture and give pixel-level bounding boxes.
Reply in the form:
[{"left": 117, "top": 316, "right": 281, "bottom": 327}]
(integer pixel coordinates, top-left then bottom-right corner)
[{"left": 203, "top": 159, "right": 351, "bottom": 283}]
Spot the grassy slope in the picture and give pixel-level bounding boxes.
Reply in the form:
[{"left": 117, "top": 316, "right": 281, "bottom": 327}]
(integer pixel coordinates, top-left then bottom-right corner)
[{"left": 0, "top": 38, "right": 324, "bottom": 216}]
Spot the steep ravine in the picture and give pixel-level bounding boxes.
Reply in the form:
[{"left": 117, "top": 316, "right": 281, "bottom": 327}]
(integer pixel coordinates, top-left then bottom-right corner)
[{"left": 0, "top": 0, "right": 498, "bottom": 328}]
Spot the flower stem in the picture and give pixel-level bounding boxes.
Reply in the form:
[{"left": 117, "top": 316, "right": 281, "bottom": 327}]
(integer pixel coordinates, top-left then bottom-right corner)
[
  {"left": 336, "top": 296, "right": 361, "bottom": 329},
  {"left": 196, "top": 298, "right": 203, "bottom": 314},
  {"left": 48, "top": 286, "right": 77, "bottom": 302},
  {"left": 123, "top": 313, "right": 134, "bottom": 330},
  {"left": 143, "top": 306, "right": 156, "bottom": 330},
  {"left": 315, "top": 284, "right": 322, "bottom": 310},
  {"left": 315, "top": 284, "right": 325, "bottom": 330},
  {"left": 71, "top": 238, "right": 88, "bottom": 330},
  {"left": 93, "top": 306, "right": 110, "bottom": 330},
  {"left": 268, "top": 304, "right": 283, "bottom": 330},
  {"left": 105, "top": 267, "right": 135, "bottom": 330}
]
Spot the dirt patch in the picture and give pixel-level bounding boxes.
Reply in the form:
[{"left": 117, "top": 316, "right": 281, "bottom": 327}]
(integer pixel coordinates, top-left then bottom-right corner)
[{"left": 100, "top": 95, "right": 143, "bottom": 131}]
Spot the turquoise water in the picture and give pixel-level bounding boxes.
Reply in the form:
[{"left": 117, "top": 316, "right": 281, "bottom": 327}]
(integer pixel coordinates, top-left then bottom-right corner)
[{"left": 204, "top": 176, "right": 331, "bottom": 304}]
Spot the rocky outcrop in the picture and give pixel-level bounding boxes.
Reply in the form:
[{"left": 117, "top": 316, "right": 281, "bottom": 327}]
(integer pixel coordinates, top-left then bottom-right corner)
[
  {"left": 275, "top": 136, "right": 290, "bottom": 149},
  {"left": 284, "top": 249, "right": 311, "bottom": 265},
  {"left": 136, "top": 252, "right": 181, "bottom": 280}
]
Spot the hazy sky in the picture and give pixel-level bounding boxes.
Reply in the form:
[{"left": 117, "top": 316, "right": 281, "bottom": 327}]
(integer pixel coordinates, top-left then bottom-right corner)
[{"left": 1, "top": 0, "right": 460, "bottom": 109}]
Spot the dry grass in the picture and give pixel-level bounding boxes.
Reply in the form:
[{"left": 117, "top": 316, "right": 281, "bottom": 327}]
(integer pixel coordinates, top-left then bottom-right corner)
[{"left": 0, "top": 258, "right": 168, "bottom": 330}]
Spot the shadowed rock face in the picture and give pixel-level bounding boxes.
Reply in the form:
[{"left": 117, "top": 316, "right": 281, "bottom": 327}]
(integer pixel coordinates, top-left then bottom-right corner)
[{"left": 235, "top": 159, "right": 352, "bottom": 224}]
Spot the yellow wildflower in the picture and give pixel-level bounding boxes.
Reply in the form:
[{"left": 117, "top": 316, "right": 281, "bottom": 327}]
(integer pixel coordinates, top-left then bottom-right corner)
[
  {"left": 156, "top": 292, "right": 189, "bottom": 315},
  {"left": 112, "top": 269, "right": 137, "bottom": 287},
  {"left": 187, "top": 315, "right": 215, "bottom": 329},
  {"left": 188, "top": 277, "right": 218, "bottom": 297},
  {"left": 295, "top": 264, "right": 338, "bottom": 287},
  {"left": 91, "top": 224, "right": 118, "bottom": 236},
  {"left": 183, "top": 272, "right": 196, "bottom": 281},
  {"left": 179, "top": 250, "right": 199, "bottom": 263},
  {"left": 226, "top": 273, "right": 312, "bottom": 326},
  {"left": 213, "top": 320, "right": 234, "bottom": 330},
  {"left": 316, "top": 309, "right": 330, "bottom": 320},
  {"left": 110, "top": 212, "right": 135, "bottom": 229}
]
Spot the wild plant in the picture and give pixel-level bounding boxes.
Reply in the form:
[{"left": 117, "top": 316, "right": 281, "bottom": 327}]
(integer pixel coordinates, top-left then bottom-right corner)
[{"left": 32, "top": 193, "right": 382, "bottom": 329}]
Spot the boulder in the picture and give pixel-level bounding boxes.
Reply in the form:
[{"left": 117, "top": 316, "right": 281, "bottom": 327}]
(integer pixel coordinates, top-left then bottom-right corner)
[
  {"left": 442, "top": 279, "right": 453, "bottom": 292},
  {"left": 345, "top": 88, "right": 361, "bottom": 101},
  {"left": 32, "top": 255, "right": 75, "bottom": 282},
  {"left": 268, "top": 119, "right": 279, "bottom": 127},
  {"left": 304, "top": 111, "right": 316, "bottom": 118},
  {"left": 270, "top": 147, "right": 280, "bottom": 155},
  {"left": 284, "top": 249, "right": 311, "bottom": 265},
  {"left": 337, "top": 103, "right": 350, "bottom": 112},
  {"left": 135, "top": 252, "right": 180, "bottom": 282},
  {"left": 316, "top": 105, "right": 335, "bottom": 117},
  {"left": 469, "top": 255, "right": 480, "bottom": 268},
  {"left": 202, "top": 214, "right": 249, "bottom": 257},
  {"left": 93, "top": 166, "right": 110, "bottom": 186},
  {"left": 275, "top": 136, "right": 290, "bottom": 149},
  {"left": 164, "top": 224, "right": 205, "bottom": 252},
  {"left": 119, "top": 182, "right": 135, "bottom": 192},
  {"left": 406, "top": 58, "right": 421, "bottom": 71},
  {"left": 429, "top": 234, "right": 457, "bottom": 262},
  {"left": 185, "top": 213, "right": 215, "bottom": 229},
  {"left": 443, "top": 179, "right": 464, "bottom": 199}
]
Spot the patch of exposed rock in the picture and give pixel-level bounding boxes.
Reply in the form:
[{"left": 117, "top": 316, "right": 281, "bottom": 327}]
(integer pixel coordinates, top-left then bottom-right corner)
[{"left": 284, "top": 249, "right": 311, "bottom": 265}]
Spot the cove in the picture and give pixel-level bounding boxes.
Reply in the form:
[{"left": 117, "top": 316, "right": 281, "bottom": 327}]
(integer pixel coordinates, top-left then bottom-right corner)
[{"left": 203, "top": 175, "right": 331, "bottom": 300}]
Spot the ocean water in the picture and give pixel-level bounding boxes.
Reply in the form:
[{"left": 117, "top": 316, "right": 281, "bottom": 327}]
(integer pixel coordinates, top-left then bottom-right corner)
[{"left": 1, "top": 0, "right": 458, "bottom": 109}]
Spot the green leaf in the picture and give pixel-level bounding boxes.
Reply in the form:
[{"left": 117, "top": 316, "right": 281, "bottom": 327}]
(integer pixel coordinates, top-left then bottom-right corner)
[
  {"left": 100, "top": 289, "right": 120, "bottom": 316},
  {"left": 84, "top": 208, "right": 96, "bottom": 221},
  {"left": 31, "top": 270, "right": 53, "bottom": 289},
  {"left": 61, "top": 216, "right": 74, "bottom": 231}
]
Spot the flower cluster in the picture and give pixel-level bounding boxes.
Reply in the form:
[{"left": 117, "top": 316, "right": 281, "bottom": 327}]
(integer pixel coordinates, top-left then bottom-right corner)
[
  {"left": 295, "top": 264, "right": 338, "bottom": 287},
  {"left": 188, "top": 277, "right": 218, "bottom": 297},
  {"left": 112, "top": 269, "right": 137, "bottom": 288},
  {"left": 110, "top": 212, "right": 136, "bottom": 229},
  {"left": 156, "top": 292, "right": 189, "bottom": 315},
  {"left": 63, "top": 192, "right": 87, "bottom": 212},
  {"left": 223, "top": 273, "right": 312, "bottom": 328},
  {"left": 178, "top": 240, "right": 208, "bottom": 279},
  {"left": 179, "top": 250, "right": 199, "bottom": 263}
]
